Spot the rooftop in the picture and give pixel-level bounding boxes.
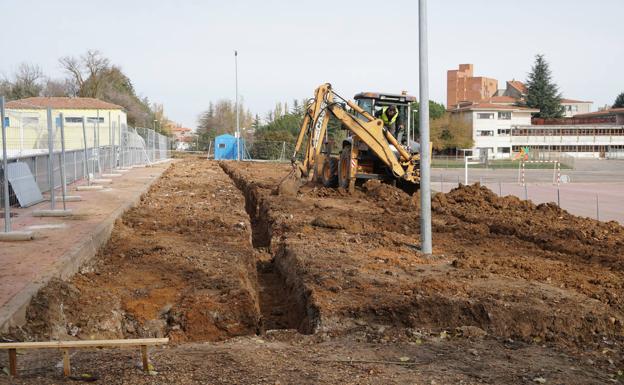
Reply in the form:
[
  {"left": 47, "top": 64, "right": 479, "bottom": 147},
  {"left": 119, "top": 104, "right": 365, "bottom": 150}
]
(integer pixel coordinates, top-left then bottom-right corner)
[
  {"left": 574, "top": 107, "right": 624, "bottom": 118},
  {"left": 507, "top": 80, "right": 527, "bottom": 94},
  {"left": 6, "top": 97, "right": 124, "bottom": 110},
  {"left": 449, "top": 102, "right": 539, "bottom": 113},
  {"left": 561, "top": 98, "right": 593, "bottom": 104},
  {"left": 488, "top": 96, "right": 517, "bottom": 104}
]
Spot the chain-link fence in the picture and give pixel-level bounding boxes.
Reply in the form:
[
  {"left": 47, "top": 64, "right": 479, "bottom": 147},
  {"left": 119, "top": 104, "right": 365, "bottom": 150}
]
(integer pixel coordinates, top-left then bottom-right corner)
[
  {"left": 243, "top": 140, "right": 296, "bottom": 162},
  {"left": 1, "top": 103, "right": 170, "bottom": 216}
]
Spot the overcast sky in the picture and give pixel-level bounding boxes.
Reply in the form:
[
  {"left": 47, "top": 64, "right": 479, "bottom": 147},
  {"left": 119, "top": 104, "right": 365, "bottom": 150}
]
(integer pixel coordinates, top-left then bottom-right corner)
[{"left": 1, "top": 0, "right": 622, "bottom": 129}]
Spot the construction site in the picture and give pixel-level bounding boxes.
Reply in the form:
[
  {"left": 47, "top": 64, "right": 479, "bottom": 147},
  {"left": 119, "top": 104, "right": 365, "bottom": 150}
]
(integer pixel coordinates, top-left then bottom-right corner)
[
  {"left": 0, "top": 153, "right": 621, "bottom": 384},
  {"left": 1, "top": 1, "right": 623, "bottom": 383}
]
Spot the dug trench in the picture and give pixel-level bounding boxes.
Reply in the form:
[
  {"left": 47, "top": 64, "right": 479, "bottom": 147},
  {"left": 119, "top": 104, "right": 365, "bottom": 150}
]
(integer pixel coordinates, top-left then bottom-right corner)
[
  {"left": 1, "top": 158, "right": 312, "bottom": 343},
  {"left": 220, "top": 161, "right": 624, "bottom": 369}
]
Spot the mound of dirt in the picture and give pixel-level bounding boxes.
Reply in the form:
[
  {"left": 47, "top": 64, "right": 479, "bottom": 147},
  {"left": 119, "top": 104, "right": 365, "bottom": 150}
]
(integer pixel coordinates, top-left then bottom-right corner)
[{"left": 434, "top": 183, "right": 624, "bottom": 271}]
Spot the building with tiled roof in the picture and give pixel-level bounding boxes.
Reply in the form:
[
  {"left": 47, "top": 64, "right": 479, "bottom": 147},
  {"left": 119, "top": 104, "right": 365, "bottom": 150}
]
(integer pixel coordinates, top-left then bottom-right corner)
[{"left": 4, "top": 96, "right": 128, "bottom": 155}]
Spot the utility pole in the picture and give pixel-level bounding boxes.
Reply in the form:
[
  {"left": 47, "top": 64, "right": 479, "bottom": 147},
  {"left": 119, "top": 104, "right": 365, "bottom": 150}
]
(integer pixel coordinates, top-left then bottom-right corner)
[
  {"left": 419, "top": 0, "right": 432, "bottom": 255},
  {"left": 235, "top": 50, "right": 240, "bottom": 161}
]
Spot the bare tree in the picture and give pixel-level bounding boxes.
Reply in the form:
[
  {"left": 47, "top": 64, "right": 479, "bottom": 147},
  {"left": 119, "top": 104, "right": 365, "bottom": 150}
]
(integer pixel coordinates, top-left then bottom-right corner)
[
  {"left": 41, "top": 78, "right": 73, "bottom": 97},
  {"left": 7, "top": 63, "right": 45, "bottom": 99},
  {"left": 59, "top": 50, "right": 110, "bottom": 97},
  {"left": 58, "top": 55, "right": 84, "bottom": 92}
]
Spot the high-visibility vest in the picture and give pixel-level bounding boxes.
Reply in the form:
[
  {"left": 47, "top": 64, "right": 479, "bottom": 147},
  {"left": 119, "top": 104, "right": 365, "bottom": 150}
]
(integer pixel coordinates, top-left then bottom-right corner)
[{"left": 381, "top": 107, "right": 398, "bottom": 126}]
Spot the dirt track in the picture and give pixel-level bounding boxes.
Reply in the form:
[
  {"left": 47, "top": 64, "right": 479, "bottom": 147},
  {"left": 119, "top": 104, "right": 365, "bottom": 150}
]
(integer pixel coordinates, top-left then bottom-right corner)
[{"left": 1, "top": 157, "right": 622, "bottom": 384}]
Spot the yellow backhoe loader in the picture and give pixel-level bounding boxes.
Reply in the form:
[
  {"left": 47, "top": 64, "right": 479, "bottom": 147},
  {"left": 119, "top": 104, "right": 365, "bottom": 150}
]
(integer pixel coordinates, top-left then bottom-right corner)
[{"left": 291, "top": 83, "right": 421, "bottom": 193}]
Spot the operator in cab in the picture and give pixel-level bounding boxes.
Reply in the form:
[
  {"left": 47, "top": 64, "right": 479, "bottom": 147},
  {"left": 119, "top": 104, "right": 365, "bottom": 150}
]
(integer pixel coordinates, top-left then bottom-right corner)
[{"left": 375, "top": 105, "right": 405, "bottom": 141}]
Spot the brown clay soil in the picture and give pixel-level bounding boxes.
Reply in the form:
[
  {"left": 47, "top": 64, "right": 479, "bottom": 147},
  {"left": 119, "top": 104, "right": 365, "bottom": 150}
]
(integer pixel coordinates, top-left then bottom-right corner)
[{"left": 1, "top": 157, "right": 623, "bottom": 384}]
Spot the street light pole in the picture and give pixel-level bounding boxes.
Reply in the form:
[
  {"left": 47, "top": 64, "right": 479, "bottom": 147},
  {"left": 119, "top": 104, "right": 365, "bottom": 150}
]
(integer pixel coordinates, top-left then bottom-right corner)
[
  {"left": 235, "top": 50, "right": 240, "bottom": 161},
  {"left": 419, "top": 0, "right": 432, "bottom": 255}
]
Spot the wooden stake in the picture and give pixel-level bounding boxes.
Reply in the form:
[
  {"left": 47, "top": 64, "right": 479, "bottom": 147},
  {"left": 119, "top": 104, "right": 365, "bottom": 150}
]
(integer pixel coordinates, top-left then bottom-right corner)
[
  {"left": 140, "top": 345, "right": 149, "bottom": 372},
  {"left": 62, "top": 348, "right": 71, "bottom": 376},
  {"left": 8, "top": 349, "right": 17, "bottom": 376}
]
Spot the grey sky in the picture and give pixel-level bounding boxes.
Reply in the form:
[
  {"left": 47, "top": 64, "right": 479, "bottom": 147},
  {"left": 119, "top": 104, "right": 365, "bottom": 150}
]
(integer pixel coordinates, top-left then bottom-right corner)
[{"left": 1, "top": 0, "right": 622, "bottom": 129}]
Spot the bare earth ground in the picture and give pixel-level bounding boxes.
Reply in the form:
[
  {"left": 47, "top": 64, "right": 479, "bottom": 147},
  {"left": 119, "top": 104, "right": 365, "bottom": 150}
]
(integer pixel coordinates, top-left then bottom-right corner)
[{"left": 1, "top": 157, "right": 622, "bottom": 384}]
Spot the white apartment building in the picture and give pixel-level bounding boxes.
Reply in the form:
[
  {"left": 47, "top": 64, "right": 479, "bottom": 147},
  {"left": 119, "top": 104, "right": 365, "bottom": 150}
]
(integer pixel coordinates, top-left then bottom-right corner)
[
  {"left": 560, "top": 99, "right": 593, "bottom": 117},
  {"left": 450, "top": 103, "right": 624, "bottom": 159},
  {"left": 450, "top": 103, "right": 538, "bottom": 159}
]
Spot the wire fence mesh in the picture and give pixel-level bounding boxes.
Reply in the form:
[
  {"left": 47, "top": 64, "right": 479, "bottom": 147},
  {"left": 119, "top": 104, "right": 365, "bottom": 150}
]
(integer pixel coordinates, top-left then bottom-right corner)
[
  {"left": 1, "top": 106, "right": 170, "bottom": 220},
  {"left": 243, "top": 140, "right": 296, "bottom": 162}
]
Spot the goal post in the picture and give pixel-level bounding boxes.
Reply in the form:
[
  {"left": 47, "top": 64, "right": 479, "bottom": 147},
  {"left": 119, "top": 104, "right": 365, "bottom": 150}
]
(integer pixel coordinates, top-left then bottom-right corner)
[{"left": 518, "top": 160, "right": 560, "bottom": 186}]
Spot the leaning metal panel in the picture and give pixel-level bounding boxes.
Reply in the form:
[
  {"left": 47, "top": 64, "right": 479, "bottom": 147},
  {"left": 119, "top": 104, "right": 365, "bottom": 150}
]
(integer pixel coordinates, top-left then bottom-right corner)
[{"left": 7, "top": 162, "right": 44, "bottom": 208}]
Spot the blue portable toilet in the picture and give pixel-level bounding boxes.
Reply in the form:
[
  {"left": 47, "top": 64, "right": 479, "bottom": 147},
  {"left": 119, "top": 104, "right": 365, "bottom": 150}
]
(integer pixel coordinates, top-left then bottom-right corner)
[{"left": 214, "top": 134, "right": 244, "bottom": 160}]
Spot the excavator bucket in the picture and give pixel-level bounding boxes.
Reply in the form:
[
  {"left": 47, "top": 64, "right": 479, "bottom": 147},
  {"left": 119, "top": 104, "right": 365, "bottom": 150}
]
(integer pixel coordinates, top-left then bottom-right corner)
[{"left": 276, "top": 164, "right": 303, "bottom": 196}]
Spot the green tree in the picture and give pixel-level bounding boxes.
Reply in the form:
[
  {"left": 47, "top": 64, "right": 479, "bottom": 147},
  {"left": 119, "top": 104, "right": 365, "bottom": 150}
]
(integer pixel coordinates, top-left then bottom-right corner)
[
  {"left": 613, "top": 92, "right": 624, "bottom": 109},
  {"left": 430, "top": 113, "right": 473, "bottom": 151},
  {"left": 251, "top": 114, "right": 262, "bottom": 130},
  {"left": 411, "top": 100, "right": 447, "bottom": 139},
  {"left": 197, "top": 99, "right": 253, "bottom": 140},
  {"left": 524, "top": 54, "right": 564, "bottom": 118}
]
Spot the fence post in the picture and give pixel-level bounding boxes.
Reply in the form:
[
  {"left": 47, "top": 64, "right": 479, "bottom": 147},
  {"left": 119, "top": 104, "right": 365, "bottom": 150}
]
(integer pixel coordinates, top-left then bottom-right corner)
[
  {"left": 96, "top": 110, "right": 101, "bottom": 177},
  {"left": 73, "top": 150, "right": 77, "bottom": 182},
  {"left": 524, "top": 184, "right": 528, "bottom": 200},
  {"left": 82, "top": 117, "right": 90, "bottom": 186},
  {"left": 46, "top": 108, "right": 55, "bottom": 209},
  {"left": 118, "top": 117, "right": 123, "bottom": 168},
  {"left": 59, "top": 113, "right": 67, "bottom": 210},
  {"left": 1, "top": 96, "right": 10, "bottom": 232},
  {"left": 108, "top": 111, "right": 112, "bottom": 171}
]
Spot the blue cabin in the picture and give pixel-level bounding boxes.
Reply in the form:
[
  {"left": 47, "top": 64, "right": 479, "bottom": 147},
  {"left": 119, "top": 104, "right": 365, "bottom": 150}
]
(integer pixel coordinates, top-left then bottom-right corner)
[{"left": 214, "top": 134, "right": 244, "bottom": 160}]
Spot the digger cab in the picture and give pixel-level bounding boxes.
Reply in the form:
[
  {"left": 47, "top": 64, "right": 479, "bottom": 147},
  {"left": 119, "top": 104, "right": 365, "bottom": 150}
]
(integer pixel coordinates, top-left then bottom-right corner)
[{"left": 353, "top": 91, "right": 417, "bottom": 146}]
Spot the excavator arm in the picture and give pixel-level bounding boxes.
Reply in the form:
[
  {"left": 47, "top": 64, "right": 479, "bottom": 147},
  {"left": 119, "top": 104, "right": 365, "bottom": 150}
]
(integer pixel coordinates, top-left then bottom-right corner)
[{"left": 292, "top": 84, "right": 332, "bottom": 177}]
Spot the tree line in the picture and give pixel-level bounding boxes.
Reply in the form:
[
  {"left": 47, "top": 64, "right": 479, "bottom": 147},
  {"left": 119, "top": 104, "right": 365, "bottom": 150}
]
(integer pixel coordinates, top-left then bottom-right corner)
[
  {"left": 195, "top": 96, "right": 474, "bottom": 154},
  {"left": 0, "top": 50, "right": 172, "bottom": 134}
]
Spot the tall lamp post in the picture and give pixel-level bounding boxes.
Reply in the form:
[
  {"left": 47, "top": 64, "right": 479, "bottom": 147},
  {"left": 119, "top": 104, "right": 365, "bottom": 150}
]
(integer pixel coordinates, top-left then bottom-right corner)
[
  {"left": 235, "top": 50, "right": 240, "bottom": 161},
  {"left": 419, "top": 0, "right": 432, "bottom": 255}
]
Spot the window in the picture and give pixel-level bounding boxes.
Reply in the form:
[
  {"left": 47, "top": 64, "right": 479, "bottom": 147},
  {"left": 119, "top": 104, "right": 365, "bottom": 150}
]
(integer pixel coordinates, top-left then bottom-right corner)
[
  {"left": 218, "top": 143, "right": 226, "bottom": 149},
  {"left": 477, "top": 113, "right": 494, "bottom": 120},
  {"left": 3, "top": 117, "right": 8, "bottom": 127},
  {"left": 86, "top": 117, "right": 105, "bottom": 123},
  {"left": 498, "top": 111, "right": 511, "bottom": 120},
  {"left": 497, "top": 129, "right": 510, "bottom": 136},
  {"left": 497, "top": 147, "right": 511, "bottom": 153},
  {"left": 22, "top": 117, "right": 39, "bottom": 125},
  {"left": 65, "top": 117, "right": 83, "bottom": 123},
  {"left": 477, "top": 130, "right": 493, "bottom": 136}
]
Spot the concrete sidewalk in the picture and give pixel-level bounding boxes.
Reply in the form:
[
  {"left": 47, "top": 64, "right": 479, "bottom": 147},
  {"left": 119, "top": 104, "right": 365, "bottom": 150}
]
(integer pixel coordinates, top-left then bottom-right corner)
[{"left": 0, "top": 162, "right": 172, "bottom": 332}]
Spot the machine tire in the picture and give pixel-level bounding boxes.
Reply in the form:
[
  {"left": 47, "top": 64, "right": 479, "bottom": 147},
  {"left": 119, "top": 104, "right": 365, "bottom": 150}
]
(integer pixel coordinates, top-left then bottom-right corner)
[
  {"left": 321, "top": 157, "right": 339, "bottom": 187},
  {"left": 338, "top": 145, "right": 351, "bottom": 189}
]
